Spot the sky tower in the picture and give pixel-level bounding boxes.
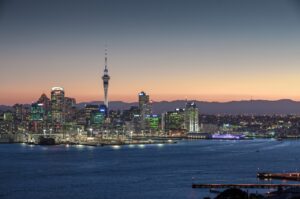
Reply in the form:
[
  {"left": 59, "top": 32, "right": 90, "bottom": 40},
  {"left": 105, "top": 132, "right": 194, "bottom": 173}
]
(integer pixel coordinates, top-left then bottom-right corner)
[{"left": 102, "top": 48, "right": 110, "bottom": 108}]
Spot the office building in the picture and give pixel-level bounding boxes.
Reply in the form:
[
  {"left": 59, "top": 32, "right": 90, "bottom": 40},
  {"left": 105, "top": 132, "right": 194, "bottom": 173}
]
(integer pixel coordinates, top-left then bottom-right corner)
[
  {"left": 163, "top": 108, "right": 185, "bottom": 133},
  {"left": 138, "top": 91, "right": 152, "bottom": 131},
  {"left": 51, "top": 87, "right": 65, "bottom": 124},
  {"left": 184, "top": 102, "right": 199, "bottom": 132}
]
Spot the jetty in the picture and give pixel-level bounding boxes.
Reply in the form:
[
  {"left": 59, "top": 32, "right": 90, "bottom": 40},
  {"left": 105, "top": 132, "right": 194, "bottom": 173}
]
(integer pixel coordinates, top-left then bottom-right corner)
[
  {"left": 257, "top": 172, "right": 300, "bottom": 181},
  {"left": 192, "top": 183, "right": 300, "bottom": 189}
]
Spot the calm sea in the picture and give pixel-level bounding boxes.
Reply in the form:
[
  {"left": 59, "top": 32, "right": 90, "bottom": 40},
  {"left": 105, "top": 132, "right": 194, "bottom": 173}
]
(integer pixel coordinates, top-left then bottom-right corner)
[{"left": 1, "top": 139, "right": 300, "bottom": 199}]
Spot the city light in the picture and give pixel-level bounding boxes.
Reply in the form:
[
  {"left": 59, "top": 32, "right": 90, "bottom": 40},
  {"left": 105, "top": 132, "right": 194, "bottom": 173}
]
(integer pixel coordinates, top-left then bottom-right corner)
[
  {"left": 112, "top": 145, "right": 121, "bottom": 150},
  {"left": 2, "top": 1, "right": 300, "bottom": 199}
]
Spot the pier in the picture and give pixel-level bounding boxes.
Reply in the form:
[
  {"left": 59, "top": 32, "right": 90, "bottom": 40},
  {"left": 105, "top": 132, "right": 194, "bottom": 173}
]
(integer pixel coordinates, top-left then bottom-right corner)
[
  {"left": 192, "top": 183, "right": 300, "bottom": 189},
  {"left": 257, "top": 172, "right": 300, "bottom": 181}
]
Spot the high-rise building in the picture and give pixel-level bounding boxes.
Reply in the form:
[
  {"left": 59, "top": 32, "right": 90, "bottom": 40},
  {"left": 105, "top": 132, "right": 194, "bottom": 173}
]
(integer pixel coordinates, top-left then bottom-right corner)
[
  {"left": 138, "top": 91, "right": 152, "bottom": 131},
  {"left": 30, "top": 103, "right": 45, "bottom": 121},
  {"left": 99, "top": 105, "right": 108, "bottom": 118},
  {"left": 30, "top": 103, "right": 45, "bottom": 133},
  {"left": 64, "top": 97, "right": 76, "bottom": 122},
  {"left": 102, "top": 49, "right": 110, "bottom": 109},
  {"left": 122, "top": 106, "right": 139, "bottom": 122},
  {"left": 84, "top": 104, "right": 99, "bottom": 127},
  {"left": 37, "top": 94, "right": 50, "bottom": 111},
  {"left": 184, "top": 102, "right": 199, "bottom": 132},
  {"left": 3, "top": 112, "right": 13, "bottom": 122},
  {"left": 145, "top": 115, "right": 159, "bottom": 131},
  {"left": 37, "top": 93, "right": 50, "bottom": 121},
  {"left": 138, "top": 91, "right": 151, "bottom": 115},
  {"left": 91, "top": 111, "right": 105, "bottom": 126},
  {"left": 122, "top": 106, "right": 140, "bottom": 133},
  {"left": 51, "top": 87, "right": 65, "bottom": 124},
  {"left": 13, "top": 104, "right": 25, "bottom": 121},
  {"left": 163, "top": 108, "right": 185, "bottom": 133}
]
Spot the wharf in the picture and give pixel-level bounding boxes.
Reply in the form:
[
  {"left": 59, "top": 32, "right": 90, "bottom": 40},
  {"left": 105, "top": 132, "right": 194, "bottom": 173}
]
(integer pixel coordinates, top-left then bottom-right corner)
[
  {"left": 192, "top": 183, "right": 300, "bottom": 189},
  {"left": 60, "top": 139, "right": 177, "bottom": 147},
  {"left": 257, "top": 172, "right": 300, "bottom": 181}
]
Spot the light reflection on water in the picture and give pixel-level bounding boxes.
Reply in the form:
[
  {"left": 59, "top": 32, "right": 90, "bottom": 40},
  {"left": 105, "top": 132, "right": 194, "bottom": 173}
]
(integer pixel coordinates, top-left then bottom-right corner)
[{"left": 0, "top": 139, "right": 299, "bottom": 199}]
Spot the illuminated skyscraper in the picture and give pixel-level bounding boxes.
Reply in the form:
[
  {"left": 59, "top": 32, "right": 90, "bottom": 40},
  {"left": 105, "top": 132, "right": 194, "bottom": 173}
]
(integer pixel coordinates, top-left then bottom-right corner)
[
  {"left": 163, "top": 108, "right": 185, "bottom": 133},
  {"left": 84, "top": 104, "right": 99, "bottom": 126},
  {"left": 64, "top": 97, "right": 76, "bottom": 122},
  {"left": 138, "top": 91, "right": 151, "bottom": 115},
  {"left": 30, "top": 102, "right": 45, "bottom": 133},
  {"left": 145, "top": 115, "right": 159, "bottom": 132},
  {"left": 184, "top": 102, "right": 199, "bottom": 132},
  {"left": 51, "top": 87, "right": 65, "bottom": 124},
  {"left": 30, "top": 103, "right": 45, "bottom": 121},
  {"left": 37, "top": 93, "right": 50, "bottom": 121},
  {"left": 13, "top": 104, "right": 25, "bottom": 122},
  {"left": 102, "top": 49, "right": 110, "bottom": 108},
  {"left": 138, "top": 91, "right": 152, "bottom": 131}
]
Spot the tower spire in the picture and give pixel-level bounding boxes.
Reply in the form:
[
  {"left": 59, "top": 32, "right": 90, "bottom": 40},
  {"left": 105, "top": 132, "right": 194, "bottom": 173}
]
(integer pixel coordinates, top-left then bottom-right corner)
[
  {"left": 102, "top": 46, "right": 110, "bottom": 109},
  {"left": 104, "top": 46, "right": 108, "bottom": 71}
]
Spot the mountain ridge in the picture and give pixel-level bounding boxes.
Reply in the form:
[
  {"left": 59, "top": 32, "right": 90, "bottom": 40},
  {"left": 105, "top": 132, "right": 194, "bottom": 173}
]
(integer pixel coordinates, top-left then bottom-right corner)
[{"left": 1, "top": 99, "right": 300, "bottom": 115}]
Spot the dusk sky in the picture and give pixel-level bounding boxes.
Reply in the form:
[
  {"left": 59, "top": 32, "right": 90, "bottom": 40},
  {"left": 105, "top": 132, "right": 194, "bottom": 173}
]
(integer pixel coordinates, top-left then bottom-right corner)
[{"left": 1, "top": 0, "right": 300, "bottom": 105}]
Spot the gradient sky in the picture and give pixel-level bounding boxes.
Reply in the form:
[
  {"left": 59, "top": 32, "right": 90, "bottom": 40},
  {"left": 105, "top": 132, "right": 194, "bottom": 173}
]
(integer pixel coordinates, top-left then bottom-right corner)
[{"left": 1, "top": 0, "right": 300, "bottom": 105}]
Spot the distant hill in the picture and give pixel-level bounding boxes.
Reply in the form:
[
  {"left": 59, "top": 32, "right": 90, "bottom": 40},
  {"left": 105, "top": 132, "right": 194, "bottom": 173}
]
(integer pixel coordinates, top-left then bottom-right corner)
[
  {"left": 2, "top": 99, "right": 300, "bottom": 115},
  {"left": 77, "top": 99, "right": 300, "bottom": 115},
  {"left": 76, "top": 101, "right": 138, "bottom": 110},
  {"left": 0, "top": 105, "right": 13, "bottom": 112}
]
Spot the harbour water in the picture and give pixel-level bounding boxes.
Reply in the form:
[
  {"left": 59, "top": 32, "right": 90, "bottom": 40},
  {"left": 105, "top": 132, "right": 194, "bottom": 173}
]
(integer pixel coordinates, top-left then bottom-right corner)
[{"left": 1, "top": 139, "right": 300, "bottom": 199}]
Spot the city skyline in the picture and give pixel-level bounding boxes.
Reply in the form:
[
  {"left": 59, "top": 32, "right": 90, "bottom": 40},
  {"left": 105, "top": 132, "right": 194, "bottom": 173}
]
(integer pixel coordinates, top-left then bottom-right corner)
[{"left": 2, "top": 0, "right": 300, "bottom": 105}]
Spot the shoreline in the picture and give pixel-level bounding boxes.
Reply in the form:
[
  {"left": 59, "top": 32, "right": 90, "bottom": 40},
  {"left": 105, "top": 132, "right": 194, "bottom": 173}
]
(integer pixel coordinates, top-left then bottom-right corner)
[{"left": 2, "top": 136, "right": 300, "bottom": 146}]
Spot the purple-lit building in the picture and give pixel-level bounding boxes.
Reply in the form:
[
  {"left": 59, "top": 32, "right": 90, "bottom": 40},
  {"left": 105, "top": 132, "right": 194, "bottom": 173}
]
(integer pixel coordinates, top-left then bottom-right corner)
[{"left": 211, "top": 133, "right": 245, "bottom": 140}]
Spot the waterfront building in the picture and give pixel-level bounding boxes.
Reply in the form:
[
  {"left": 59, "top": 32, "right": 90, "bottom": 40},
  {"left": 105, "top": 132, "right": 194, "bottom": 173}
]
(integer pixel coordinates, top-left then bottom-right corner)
[
  {"left": 184, "top": 102, "right": 199, "bottom": 133},
  {"left": 51, "top": 87, "right": 65, "bottom": 124},
  {"left": 200, "top": 123, "right": 219, "bottom": 134},
  {"left": 163, "top": 108, "right": 185, "bottom": 134},
  {"left": 145, "top": 114, "right": 159, "bottom": 132}
]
